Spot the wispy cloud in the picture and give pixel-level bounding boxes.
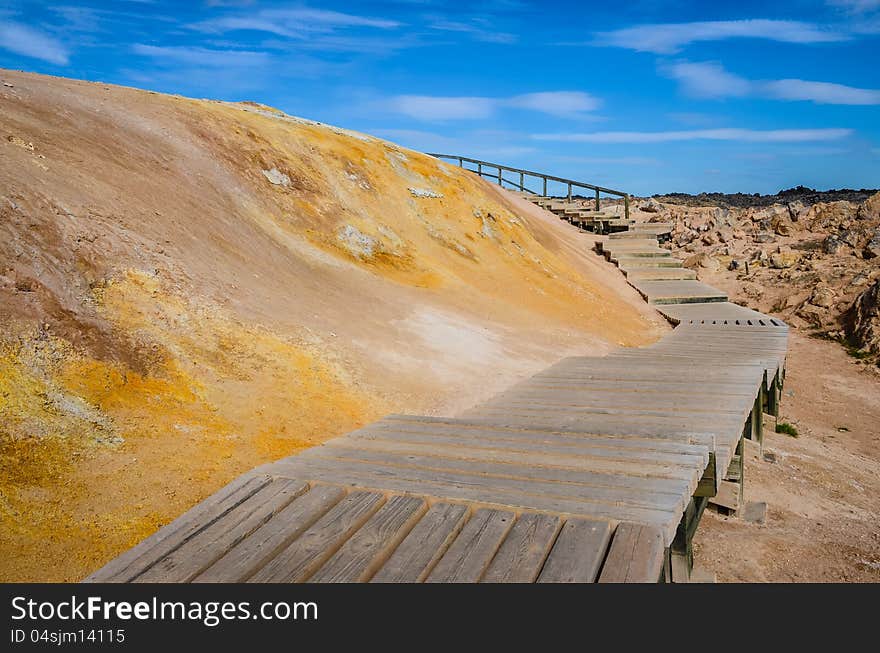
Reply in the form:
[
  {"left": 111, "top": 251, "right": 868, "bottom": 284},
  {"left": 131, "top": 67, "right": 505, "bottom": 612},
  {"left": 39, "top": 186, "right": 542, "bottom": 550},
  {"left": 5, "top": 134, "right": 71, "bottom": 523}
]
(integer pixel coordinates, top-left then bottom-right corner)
[
  {"left": 190, "top": 7, "right": 400, "bottom": 39},
  {"left": 532, "top": 128, "right": 854, "bottom": 144},
  {"left": 764, "top": 78, "right": 880, "bottom": 104},
  {"left": 429, "top": 19, "right": 516, "bottom": 44},
  {"left": 507, "top": 91, "right": 601, "bottom": 116},
  {"left": 827, "top": 0, "right": 880, "bottom": 13},
  {"left": 132, "top": 43, "right": 269, "bottom": 67},
  {"left": 662, "top": 61, "right": 751, "bottom": 98},
  {"left": 0, "top": 19, "right": 69, "bottom": 64},
  {"left": 663, "top": 60, "right": 880, "bottom": 104},
  {"left": 388, "top": 96, "right": 495, "bottom": 121},
  {"left": 386, "top": 91, "right": 601, "bottom": 121},
  {"left": 592, "top": 19, "right": 846, "bottom": 54}
]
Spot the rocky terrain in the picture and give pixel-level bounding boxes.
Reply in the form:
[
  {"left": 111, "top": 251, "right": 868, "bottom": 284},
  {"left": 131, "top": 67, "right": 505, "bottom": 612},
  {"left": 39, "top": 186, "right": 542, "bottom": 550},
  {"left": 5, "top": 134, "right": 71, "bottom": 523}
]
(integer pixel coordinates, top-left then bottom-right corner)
[
  {"left": 654, "top": 186, "right": 879, "bottom": 210},
  {"left": 631, "top": 192, "right": 880, "bottom": 364},
  {"left": 0, "top": 70, "right": 665, "bottom": 581}
]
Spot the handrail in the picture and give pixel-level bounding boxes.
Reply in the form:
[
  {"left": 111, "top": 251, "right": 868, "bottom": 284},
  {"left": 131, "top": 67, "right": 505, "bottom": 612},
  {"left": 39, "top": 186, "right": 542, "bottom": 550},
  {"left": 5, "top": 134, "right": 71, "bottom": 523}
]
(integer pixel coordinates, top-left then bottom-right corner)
[{"left": 427, "top": 153, "right": 630, "bottom": 219}]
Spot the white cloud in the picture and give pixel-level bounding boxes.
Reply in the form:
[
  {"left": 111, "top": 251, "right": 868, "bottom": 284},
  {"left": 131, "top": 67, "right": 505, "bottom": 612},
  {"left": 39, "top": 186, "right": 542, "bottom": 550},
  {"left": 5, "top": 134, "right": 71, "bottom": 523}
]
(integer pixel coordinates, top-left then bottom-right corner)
[
  {"left": 0, "top": 20, "right": 69, "bottom": 64},
  {"left": 506, "top": 91, "right": 601, "bottom": 116},
  {"left": 662, "top": 60, "right": 880, "bottom": 105},
  {"left": 131, "top": 44, "right": 269, "bottom": 67},
  {"left": 763, "top": 79, "right": 880, "bottom": 104},
  {"left": 190, "top": 7, "right": 399, "bottom": 39},
  {"left": 532, "top": 128, "right": 853, "bottom": 144},
  {"left": 388, "top": 96, "right": 495, "bottom": 121},
  {"left": 593, "top": 19, "right": 846, "bottom": 54},
  {"left": 662, "top": 61, "right": 751, "bottom": 98},
  {"left": 386, "top": 91, "right": 601, "bottom": 121},
  {"left": 429, "top": 19, "right": 516, "bottom": 44}
]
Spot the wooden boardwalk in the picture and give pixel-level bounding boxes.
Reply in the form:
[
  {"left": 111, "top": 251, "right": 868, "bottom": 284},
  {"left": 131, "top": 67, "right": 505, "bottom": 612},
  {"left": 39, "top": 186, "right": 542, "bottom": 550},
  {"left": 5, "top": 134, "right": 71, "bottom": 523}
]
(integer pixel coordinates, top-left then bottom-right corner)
[{"left": 87, "top": 196, "right": 788, "bottom": 584}]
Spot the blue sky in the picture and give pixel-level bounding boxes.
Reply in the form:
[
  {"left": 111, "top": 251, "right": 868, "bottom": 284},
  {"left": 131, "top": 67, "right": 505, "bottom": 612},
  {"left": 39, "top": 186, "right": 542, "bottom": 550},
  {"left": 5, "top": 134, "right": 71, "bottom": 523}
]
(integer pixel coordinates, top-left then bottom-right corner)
[{"left": 1, "top": 0, "right": 879, "bottom": 195}]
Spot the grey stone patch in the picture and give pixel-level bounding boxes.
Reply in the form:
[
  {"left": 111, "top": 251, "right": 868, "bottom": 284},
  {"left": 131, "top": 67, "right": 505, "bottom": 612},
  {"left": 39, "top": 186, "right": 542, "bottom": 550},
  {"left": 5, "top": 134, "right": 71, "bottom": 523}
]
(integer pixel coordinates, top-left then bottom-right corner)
[
  {"left": 742, "top": 501, "right": 767, "bottom": 524},
  {"left": 480, "top": 213, "right": 500, "bottom": 241},
  {"left": 337, "top": 224, "right": 377, "bottom": 259},
  {"left": 408, "top": 187, "right": 443, "bottom": 199},
  {"left": 864, "top": 228, "right": 880, "bottom": 259},
  {"left": 262, "top": 168, "right": 290, "bottom": 186},
  {"left": 762, "top": 450, "right": 778, "bottom": 463}
]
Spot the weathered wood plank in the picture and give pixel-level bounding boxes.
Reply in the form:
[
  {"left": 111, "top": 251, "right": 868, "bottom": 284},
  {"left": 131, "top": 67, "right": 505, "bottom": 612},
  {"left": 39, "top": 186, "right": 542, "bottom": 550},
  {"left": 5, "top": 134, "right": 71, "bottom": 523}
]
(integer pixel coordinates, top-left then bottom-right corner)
[
  {"left": 482, "top": 513, "right": 562, "bottom": 583},
  {"left": 300, "top": 446, "right": 689, "bottom": 512},
  {"left": 310, "top": 495, "right": 427, "bottom": 583},
  {"left": 598, "top": 522, "right": 666, "bottom": 583},
  {"left": 371, "top": 503, "right": 469, "bottom": 583},
  {"left": 537, "top": 518, "right": 613, "bottom": 583},
  {"left": 426, "top": 509, "right": 515, "bottom": 582},
  {"left": 249, "top": 491, "right": 385, "bottom": 582},
  {"left": 194, "top": 484, "right": 345, "bottom": 582}
]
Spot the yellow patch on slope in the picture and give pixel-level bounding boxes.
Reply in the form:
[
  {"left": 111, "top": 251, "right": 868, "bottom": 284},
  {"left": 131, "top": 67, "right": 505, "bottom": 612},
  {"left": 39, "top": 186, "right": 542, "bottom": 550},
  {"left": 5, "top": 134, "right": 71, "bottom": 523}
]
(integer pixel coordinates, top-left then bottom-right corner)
[{"left": 0, "top": 270, "right": 381, "bottom": 581}]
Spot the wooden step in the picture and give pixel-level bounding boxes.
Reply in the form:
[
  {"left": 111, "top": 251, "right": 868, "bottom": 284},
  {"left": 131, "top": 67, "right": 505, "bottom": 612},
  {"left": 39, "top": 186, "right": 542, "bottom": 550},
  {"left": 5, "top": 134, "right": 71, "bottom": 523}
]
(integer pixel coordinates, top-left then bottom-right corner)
[
  {"left": 629, "top": 280, "right": 729, "bottom": 305},
  {"left": 623, "top": 268, "right": 697, "bottom": 281},
  {"left": 614, "top": 256, "right": 684, "bottom": 268}
]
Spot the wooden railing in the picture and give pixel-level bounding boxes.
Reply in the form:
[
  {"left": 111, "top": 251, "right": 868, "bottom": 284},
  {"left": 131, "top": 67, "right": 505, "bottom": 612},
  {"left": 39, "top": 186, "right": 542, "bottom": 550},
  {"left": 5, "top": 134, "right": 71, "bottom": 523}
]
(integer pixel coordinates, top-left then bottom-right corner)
[{"left": 427, "top": 153, "right": 630, "bottom": 220}]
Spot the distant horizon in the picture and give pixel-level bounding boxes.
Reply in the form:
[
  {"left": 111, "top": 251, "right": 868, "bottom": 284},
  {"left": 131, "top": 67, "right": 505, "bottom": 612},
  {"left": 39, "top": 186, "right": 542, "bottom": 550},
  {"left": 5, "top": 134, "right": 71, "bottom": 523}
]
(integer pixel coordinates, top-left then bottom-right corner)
[{"left": 1, "top": 1, "right": 878, "bottom": 195}]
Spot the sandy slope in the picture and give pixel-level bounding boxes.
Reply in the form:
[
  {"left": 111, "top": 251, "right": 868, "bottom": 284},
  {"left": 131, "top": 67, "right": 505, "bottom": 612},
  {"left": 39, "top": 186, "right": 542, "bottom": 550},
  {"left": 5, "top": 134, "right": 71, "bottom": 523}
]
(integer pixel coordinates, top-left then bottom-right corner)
[{"left": 0, "top": 70, "right": 664, "bottom": 581}]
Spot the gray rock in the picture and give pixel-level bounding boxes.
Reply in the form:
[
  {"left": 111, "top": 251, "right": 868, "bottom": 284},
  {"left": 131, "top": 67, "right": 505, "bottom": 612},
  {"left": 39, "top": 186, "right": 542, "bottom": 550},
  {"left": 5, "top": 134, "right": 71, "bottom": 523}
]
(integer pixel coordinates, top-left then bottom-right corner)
[
  {"left": 639, "top": 198, "right": 663, "bottom": 213},
  {"left": 864, "top": 229, "right": 880, "bottom": 259},
  {"left": 822, "top": 234, "right": 842, "bottom": 255},
  {"left": 742, "top": 501, "right": 767, "bottom": 524},
  {"left": 262, "top": 168, "right": 290, "bottom": 186},
  {"left": 754, "top": 232, "right": 776, "bottom": 244}
]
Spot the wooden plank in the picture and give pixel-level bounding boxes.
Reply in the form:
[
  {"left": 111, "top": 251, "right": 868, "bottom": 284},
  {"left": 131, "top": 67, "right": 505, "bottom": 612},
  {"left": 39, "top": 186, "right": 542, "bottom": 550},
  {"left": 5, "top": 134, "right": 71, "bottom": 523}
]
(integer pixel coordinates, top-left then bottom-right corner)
[
  {"left": 269, "top": 456, "right": 685, "bottom": 530},
  {"left": 372, "top": 417, "right": 717, "bottom": 451},
  {"left": 249, "top": 491, "right": 385, "bottom": 582},
  {"left": 481, "top": 513, "right": 562, "bottom": 583},
  {"left": 303, "top": 445, "right": 691, "bottom": 511},
  {"left": 598, "top": 523, "right": 666, "bottom": 583},
  {"left": 537, "top": 518, "right": 613, "bottom": 583},
  {"left": 323, "top": 438, "right": 697, "bottom": 494},
  {"left": 194, "top": 484, "right": 346, "bottom": 582},
  {"left": 426, "top": 509, "right": 515, "bottom": 582},
  {"left": 135, "top": 478, "right": 309, "bottom": 582},
  {"left": 372, "top": 503, "right": 470, "bottom": 582},
  {"left": 310, "top": 495, "right": 427, "bottom": 582},
  {"left": 85, "top": 473, "right": 271, "bottom": 582}
]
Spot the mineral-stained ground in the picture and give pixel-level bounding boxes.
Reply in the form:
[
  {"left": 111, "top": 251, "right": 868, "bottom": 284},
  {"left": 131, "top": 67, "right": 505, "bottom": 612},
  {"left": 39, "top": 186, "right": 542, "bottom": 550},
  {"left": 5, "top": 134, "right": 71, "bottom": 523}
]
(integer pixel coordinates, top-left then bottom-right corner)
[{"left": 0, "top": 70, "right": 664, "bottom": 581}]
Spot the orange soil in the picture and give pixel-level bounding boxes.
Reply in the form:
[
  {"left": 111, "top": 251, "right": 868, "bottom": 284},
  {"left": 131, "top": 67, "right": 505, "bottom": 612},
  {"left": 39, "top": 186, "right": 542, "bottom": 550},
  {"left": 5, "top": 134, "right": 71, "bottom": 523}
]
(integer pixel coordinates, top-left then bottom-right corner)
[{"left": 0, "top": 70, "right": 663, "bottom": 581}]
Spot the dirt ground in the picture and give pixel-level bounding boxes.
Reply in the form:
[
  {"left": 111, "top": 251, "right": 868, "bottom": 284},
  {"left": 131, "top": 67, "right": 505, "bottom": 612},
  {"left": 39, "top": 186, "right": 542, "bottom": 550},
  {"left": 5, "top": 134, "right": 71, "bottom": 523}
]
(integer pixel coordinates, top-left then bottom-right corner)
[{"left": 694, "top": 331, "right": 880, "bottom": 582}]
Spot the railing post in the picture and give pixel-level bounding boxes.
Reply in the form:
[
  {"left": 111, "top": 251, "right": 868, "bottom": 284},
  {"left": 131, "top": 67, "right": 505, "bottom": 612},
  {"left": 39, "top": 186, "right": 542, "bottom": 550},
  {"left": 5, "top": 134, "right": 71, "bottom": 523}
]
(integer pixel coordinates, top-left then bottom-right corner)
[
  {"left": 458, "top": 157, "right": 463, "bottom": 167},
  {"left": 477, "top": 162, "right": 482, "bottom": 177},
  {"left": 497, "top": 166, "right": 502, "bottom": 186},
  {"left": 625, "top": 194, "right": 630, "bottom": 221},
  {"left": 543, "top": 177, "right": 547, "bottom": 196},
  {"left": 595, "top": 188, "right": 600, "bottom": 211},
  {"left": 520, "top": 171, "right": 524, "bottom": 191},
  {"left": 567, "top": 183, "right": 572, "bottom": 202}
]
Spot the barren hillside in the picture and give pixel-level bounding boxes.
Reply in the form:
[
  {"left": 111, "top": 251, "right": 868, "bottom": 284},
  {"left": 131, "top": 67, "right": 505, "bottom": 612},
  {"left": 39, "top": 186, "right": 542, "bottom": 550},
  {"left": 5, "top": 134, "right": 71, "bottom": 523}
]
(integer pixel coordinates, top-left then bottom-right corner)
[{"left": 0, "top": 70, "right": 664, "bottom": 581}]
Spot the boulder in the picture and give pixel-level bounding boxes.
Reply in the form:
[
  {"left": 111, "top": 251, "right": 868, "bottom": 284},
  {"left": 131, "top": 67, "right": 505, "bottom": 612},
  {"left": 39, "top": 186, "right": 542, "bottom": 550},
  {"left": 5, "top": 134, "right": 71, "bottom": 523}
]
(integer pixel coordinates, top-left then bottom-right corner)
[
  {"left": 772, "top": 215, "right": 794, "bottom": 236},
  {"left": 754, "top": 232, "right": 776, "bottom": 244},
  {"left": 844, "top": 279, "right": 880, "bottom": 355},
  {"left": 864, "top": 192, "right": 880, "bottom": 220},
  {"left": 769, "top": 248, "right": 799, "bottom": 269},
  {"left": 683, "top": 252, "right": 719, "bottom": 270},
  {"left": 810, "top": 284, "right": 836, "bottom": 309},
  {"left": 864, "top": 228, "right": 880, "bottom": 259},
  {"left": 639, "top": 197, "right": 663, "bottom": 213},
  {"left": 823, "top": 234, "right": 842, "bottom": 255}
]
